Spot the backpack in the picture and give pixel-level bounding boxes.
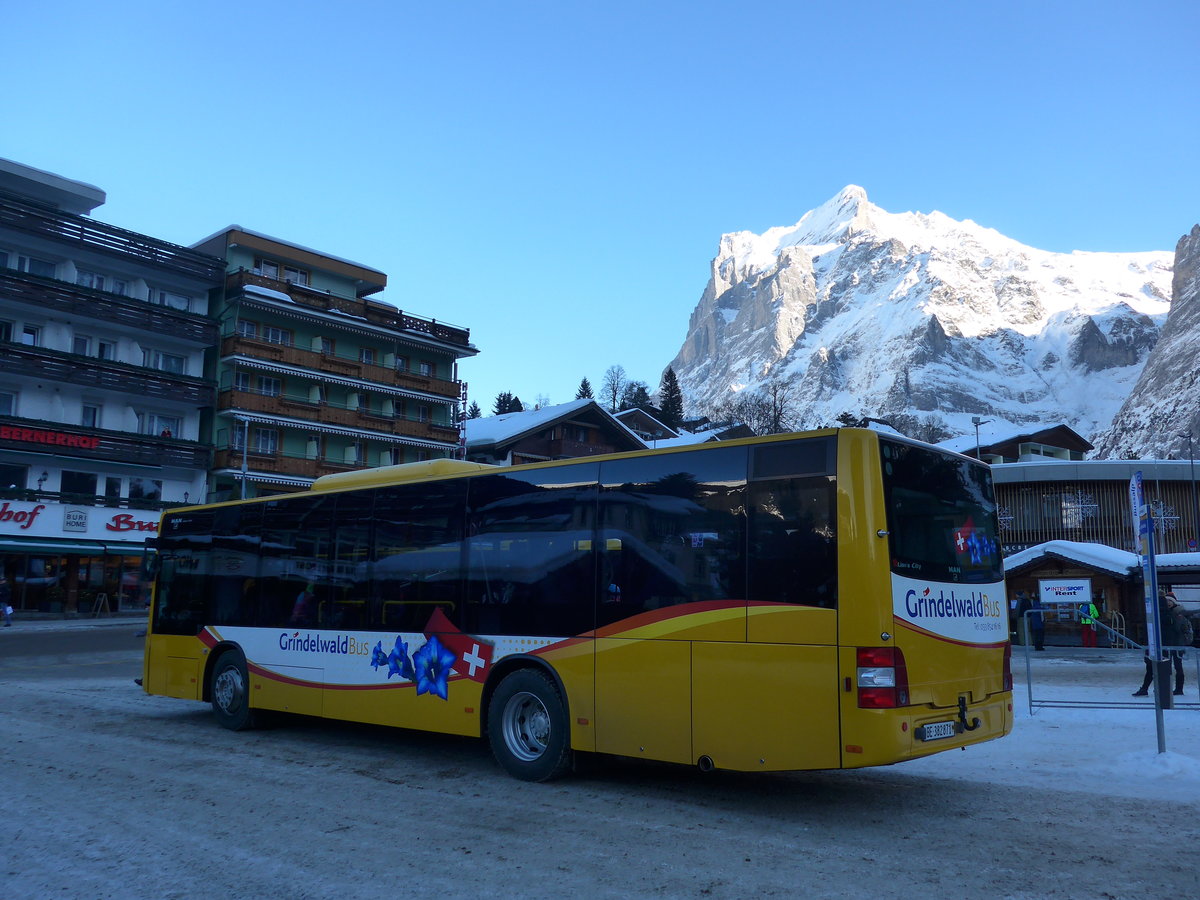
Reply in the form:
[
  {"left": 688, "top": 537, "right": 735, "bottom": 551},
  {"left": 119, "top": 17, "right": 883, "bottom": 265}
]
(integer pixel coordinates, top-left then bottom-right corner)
[{"left": 1174, "top": 609, "right": 1195, "bottom": 647}]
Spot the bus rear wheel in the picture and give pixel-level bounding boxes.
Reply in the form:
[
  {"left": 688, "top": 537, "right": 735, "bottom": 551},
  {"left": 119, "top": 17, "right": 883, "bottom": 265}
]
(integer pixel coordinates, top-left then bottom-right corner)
[
  {"left": 210, "top": 650, "right": 257, "bottom": 731},
  {"left": 487, "top": 669, "right": 570, "bottom": 782}
]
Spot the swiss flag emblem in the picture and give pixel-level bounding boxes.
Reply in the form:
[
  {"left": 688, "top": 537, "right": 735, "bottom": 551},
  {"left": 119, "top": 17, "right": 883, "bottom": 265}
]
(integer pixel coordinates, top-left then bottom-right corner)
[{"left": 424, "top": 608, "right": 494, "bottom": 683}]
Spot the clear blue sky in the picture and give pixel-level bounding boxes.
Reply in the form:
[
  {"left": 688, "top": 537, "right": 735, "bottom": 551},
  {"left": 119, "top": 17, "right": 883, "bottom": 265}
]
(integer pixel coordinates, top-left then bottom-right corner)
[{"left": 5, "top": 1, "right": 1198, "bottom": 413}]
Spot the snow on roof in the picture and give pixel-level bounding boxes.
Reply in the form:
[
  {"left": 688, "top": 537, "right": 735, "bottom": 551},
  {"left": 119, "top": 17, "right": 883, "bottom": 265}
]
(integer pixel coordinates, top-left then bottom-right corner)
[
  {"left": 938, "top": 425, "right": 1038, "bottom": 455},
  {"left": 1004, "top": 540, "right": 1138, "bottom": 576},
  {"left": 243, "top": 283, "right": 293, "bottom": 303},
  {"left": 645, "top": 429, "right": 721, "bottom": 449},
  {"left": 465, "top": 399, "right": 646, "bottom": 449}
]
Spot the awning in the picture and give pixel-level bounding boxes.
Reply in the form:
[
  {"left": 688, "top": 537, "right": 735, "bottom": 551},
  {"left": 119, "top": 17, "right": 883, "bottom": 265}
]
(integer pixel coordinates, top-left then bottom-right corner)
[{"left": 0, "top": 537, "right": 148, "bottom": 556}]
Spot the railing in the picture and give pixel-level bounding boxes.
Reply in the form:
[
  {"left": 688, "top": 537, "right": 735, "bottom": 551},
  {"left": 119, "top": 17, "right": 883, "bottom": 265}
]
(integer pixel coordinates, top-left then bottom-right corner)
[
  {"left": 213, "top": 448, "right": 366, "bottom": 480},
  {"left": 0, "top": 189, "right": 226, "bottom": 279},
  {"left": 0, "top": 415, "right": 212, "bottom": 469},
  {"left": 0, "top": 488, "right": 192, "bottom": 511},
  {"left": 0, "top": 271, "right": 219, "bottom": 344},
  {"left": 220, "top": 334, "right": 462, "bottom": 399},
  {"left": 0, "top": 344, "right": 215, "bottom": 406},
  {"left": 227, "top": 269, "right": 473, "bottom": 348},
  {"left": 217, "top": 389, "right": 460, "bottom": 442}
]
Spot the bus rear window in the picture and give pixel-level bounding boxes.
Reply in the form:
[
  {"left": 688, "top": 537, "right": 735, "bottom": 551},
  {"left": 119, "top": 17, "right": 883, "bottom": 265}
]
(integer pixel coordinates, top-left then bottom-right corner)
[{"left": 880, "top": 439, "right": 1001, "bottom": 584}]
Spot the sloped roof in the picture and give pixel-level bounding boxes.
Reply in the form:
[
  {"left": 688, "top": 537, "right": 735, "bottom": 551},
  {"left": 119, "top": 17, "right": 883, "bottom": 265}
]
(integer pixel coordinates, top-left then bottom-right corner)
[
  {"left": 939, "top": 423, "right": 1093, "bottom": 457},
  {"left": 1004, "top": 541, "right": 1200, "bottom": 579},
  {"left": 464, "top": 399, "right": 646, "bottom": 451}
]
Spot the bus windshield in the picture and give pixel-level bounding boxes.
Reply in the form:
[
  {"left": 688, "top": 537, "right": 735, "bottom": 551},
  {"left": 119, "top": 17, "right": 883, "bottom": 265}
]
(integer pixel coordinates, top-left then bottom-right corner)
[{"left": 880, "top": 438, "right": 1002, "bottom": 585}]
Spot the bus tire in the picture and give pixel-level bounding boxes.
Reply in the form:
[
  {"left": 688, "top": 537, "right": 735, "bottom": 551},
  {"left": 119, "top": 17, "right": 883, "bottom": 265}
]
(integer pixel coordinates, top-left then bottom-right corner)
[
  {"left": 210, "top": 650, "right": 257, "bottom": 731},
  {"left": 487, "top": 668, "right": 571, "bottom": 782}
]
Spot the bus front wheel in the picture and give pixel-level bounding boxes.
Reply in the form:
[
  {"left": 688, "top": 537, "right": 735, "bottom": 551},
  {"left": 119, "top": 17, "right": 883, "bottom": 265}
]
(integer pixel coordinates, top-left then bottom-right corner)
[
  {"left": 210, "top": 650, "right": 257, "bottom": 731},
  {"left": 487, "top": 669, "right": 571, "bottom": 782}
]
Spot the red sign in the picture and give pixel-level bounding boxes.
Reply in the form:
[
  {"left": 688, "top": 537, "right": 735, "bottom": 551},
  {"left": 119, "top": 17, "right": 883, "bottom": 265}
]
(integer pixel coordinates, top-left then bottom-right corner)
[
  {"left": 105, "top": 513, "right": 158, "bottom": 533},
  {"left": 0, "top": 502, "right": 45, "bottom": 530},
  {"left": 0, "top": 426, "right": 100, "bottom": 449}
]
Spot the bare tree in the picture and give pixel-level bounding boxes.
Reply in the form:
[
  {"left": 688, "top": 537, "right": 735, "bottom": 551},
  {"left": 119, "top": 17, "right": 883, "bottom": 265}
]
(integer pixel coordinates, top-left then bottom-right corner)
[{"left": 601, "top": 365, "right": 627, "bottom": 413}]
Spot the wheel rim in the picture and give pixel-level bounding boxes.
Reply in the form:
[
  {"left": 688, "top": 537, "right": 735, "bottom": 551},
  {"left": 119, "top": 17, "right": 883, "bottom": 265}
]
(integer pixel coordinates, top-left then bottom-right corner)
[
  {"left": 501, "top": 690, "right": 551, "bottom": 762},
  {"left": 214, "top": 665, "right": 245, "bottom": 714}
]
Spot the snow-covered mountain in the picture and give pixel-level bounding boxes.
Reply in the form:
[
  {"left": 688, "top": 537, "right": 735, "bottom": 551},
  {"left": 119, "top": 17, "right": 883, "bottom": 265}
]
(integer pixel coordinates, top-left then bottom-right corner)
[
  {"left": 1092, "top": 225, "right": 1200, "bottom": 459},
  {"left": 668, "top": 186, "right": 1174, "bottom": 443}
]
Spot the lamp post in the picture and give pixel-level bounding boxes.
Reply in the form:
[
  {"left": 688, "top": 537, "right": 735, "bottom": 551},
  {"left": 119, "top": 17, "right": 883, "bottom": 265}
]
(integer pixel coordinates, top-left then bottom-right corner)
[
  {"left": 971, "top": 416, "right": 992, "bottom": 460},
  {"left": 1180, "top": 428, "right": 1200, "bottom": 552},
  {"left": 238, "top": 417, "right": 250, "bottom": 500}
]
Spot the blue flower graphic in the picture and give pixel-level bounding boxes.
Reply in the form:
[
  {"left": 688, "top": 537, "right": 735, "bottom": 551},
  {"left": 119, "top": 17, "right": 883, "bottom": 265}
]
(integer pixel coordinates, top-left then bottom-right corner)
[
  {"left": 412, "top": 635, "right": 456, "bottom": 700},
  {"left": 369, "top": 641, "right": 388, "bottom": 671},
  {"left": 387, "top": 636, "right": 416, "bottom": 681}
]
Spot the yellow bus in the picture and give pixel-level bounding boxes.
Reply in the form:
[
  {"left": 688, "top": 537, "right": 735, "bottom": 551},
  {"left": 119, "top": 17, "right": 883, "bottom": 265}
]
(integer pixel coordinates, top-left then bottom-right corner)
[{"left": 143, "top": 428, "right": 1012, "bottom": 780}]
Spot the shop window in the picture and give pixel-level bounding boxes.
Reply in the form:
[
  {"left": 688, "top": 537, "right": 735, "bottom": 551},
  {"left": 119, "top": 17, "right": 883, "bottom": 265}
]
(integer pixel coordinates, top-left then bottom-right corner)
[{"left": 105, "top": 476, "right": 121, "bottom": 501}]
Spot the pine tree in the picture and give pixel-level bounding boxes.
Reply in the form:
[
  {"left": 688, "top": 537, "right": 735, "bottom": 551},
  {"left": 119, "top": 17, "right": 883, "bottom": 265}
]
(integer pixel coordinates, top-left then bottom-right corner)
[
  {"left": 467, "top": 401, "right": 482, "bottom": 419},
  {"left": 659, "top": 368, "right": 684, "bottom": 430},
  {"left": 575, "top": 377, "right": 594, "bottom": 400},
  {"left": 509, "top": 395, "right": 524, "bottom": 413},
  {"left": 619, "top": 380, "right": 651, "bottom": 412},
  {"left": 492, "top": 391, "right": 514, "bottom": 416}
]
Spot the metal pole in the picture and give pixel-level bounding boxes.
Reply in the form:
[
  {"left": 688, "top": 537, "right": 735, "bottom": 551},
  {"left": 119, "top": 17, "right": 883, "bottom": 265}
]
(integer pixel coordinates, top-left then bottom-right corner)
[
  {"left": 1189, "top": 431, "right": 1199, "bottom": 551},
  {"left": 240, "top": 417, "right": 250, "bottom": 500}
]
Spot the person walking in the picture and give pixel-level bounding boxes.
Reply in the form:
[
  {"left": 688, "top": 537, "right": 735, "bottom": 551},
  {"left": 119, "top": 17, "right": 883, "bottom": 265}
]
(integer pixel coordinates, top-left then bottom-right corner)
[
  {"left": 1029, "top": 593, "right": 1045, "bottom": 651},
  {"left": 1133, "top": 589, "right": 1185, "bottom": 697},
  {"left": 1, "top": 573, "right": 12, "bottom": 626},
  {"left": 1079, "top": 596, "right": 1100, "bottom": 648}
]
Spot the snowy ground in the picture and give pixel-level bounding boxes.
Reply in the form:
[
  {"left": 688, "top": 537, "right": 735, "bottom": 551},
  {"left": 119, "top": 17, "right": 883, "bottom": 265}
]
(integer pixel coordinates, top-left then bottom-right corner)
[{"left": 3, "top": 624, "right": 1198, "bottom": 899}]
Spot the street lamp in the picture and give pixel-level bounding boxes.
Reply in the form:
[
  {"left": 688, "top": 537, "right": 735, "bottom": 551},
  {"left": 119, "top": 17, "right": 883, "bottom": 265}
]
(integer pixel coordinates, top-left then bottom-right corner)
[
  {"left": 1180, "top": 429, "right": 1200, "bottom": 552},
  {"left": 237, "top": 417, "right": 251, "bottom": 500},
  {"left": 971, "top": 416, "right": 992, "bottom": 461}
]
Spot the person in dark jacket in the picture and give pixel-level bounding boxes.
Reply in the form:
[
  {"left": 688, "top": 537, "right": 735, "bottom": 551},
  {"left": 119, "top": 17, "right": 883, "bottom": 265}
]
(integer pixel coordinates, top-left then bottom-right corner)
[{"left": 1133, "top": 590, "right": 1185, "bottom": 697}]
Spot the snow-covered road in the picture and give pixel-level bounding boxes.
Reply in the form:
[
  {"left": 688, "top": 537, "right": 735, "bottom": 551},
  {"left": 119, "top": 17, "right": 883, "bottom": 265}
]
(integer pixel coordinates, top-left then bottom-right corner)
[{"left": 4, "top": 629, "right": 1197, "bottom": 899}]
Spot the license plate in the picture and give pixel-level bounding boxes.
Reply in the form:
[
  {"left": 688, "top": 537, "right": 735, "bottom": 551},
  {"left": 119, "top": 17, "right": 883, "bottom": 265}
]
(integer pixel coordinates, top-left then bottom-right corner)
[{"left": 917, "top": 721, "right": 957, "bottom": 741}]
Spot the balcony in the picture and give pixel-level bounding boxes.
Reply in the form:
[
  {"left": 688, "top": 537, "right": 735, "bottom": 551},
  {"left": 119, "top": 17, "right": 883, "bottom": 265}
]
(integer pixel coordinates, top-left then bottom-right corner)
[
  {"left": 0, "top": 415, "right": 212, "bottom": 469},
  {"left": 217, "top": 389, "right": 461, "bottom": 443},
  {"left": 0, "top": 271, "right": 219, "bottom": 345},
  {"left": 226, "top": 269, "right": 474, "bottom": 350},
  {"left": 220, "top": 334, "right": 463, "bottom": 400},
  {"left": 0, "top": 190, "right": 226, "bottom": 280},
  {"left": 214, "top": 448, "right": 370, "bottom": 481},
  {"left": 0, "top": 344, "right": 215, "bottom": 405}
]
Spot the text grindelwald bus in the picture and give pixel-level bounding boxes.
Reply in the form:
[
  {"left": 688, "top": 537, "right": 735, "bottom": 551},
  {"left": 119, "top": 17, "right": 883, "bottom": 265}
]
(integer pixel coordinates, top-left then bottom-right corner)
[{"left": 142, "top": 429, "right": 1012, "bottom": 781}]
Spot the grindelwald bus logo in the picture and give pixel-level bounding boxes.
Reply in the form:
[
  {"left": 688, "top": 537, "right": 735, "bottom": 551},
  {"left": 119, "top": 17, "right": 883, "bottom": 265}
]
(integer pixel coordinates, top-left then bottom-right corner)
[{"left": 278, "top": 632, "right": 372, "bottom": 656}]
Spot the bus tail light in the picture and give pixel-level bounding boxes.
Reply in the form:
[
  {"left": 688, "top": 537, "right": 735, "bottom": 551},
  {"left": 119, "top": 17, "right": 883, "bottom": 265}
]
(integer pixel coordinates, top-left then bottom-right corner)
[
  {"left": 1002, "top": 640, "right": 1013, "bottom": 691},
  {"left": 857, "top": 646, "right": 909, "bottom": 708}
]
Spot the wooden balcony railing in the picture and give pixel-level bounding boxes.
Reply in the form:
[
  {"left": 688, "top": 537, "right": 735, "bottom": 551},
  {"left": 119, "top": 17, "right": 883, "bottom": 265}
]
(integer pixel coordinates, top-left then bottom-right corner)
[
  {"left": 226, "top": 269, "right": 473, "bottom": 350},
  {"left": 214, "top": 448, "right": 369, "bottom": 480},
  {"left": 217, "top": 390, "right": 461, "bottom": 443},
  {"left": 0, "top": 190, "right": 226, "bottom": 280},
  {"left": 220, "top": 334, "right": 462, "bottom": 399}
]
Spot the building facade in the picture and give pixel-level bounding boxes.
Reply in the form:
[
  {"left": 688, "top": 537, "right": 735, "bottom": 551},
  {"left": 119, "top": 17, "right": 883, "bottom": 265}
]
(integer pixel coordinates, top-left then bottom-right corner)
[
  {"left": 191, "top": 227, "right": 476, "bottom": 500},
  {"left": 0, "top": 158, "right": 224, "bottom": 613}
]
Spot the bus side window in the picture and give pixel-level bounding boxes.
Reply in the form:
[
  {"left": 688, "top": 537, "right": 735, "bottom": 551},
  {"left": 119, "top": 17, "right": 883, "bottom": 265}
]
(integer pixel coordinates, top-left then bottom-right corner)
[{"left": 748, "top": 477, "right": 837, "bottom": 608}]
